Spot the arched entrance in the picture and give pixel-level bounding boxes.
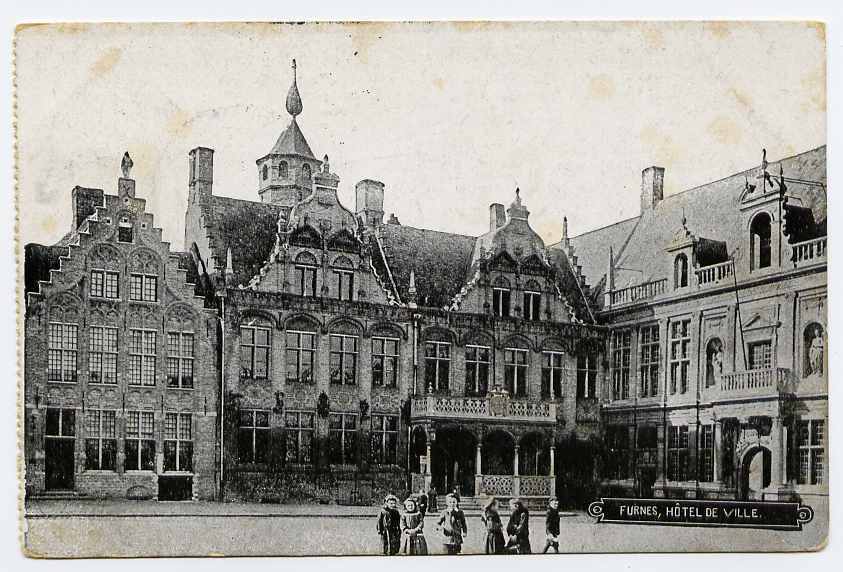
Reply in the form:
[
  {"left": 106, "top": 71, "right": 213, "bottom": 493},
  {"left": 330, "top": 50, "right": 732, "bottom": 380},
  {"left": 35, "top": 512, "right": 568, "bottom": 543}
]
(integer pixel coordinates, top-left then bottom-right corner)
[
  {"left": 519, "top": 432, "right": 550, "bottom": 476},
  {"left": 431, "top": 426, "right": 477, "bottom": 496},
  {"left": 739, "top": 446, "right": 771, "bottom": 500},
  {"left": 482, "top": 430, "right": 516, "bottom": 476}
]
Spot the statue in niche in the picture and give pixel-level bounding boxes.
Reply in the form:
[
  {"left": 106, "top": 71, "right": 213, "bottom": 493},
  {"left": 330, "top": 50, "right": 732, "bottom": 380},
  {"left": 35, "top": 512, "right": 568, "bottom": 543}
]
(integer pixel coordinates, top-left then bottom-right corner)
[
  {"left": 805, "top": 324, "right": 824, "bottom": 377},
  {"left": 706, "top": 338, "right": 724, "bottom": 388}
]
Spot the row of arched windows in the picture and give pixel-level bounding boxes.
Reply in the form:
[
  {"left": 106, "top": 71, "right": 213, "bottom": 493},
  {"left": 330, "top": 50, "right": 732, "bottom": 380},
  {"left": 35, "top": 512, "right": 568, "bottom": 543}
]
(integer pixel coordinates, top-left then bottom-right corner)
[
  {"left": 261, "top": 162, "right": 311, "bottom": 182},
  {"left": 490, "top": 275, "right": 543, "bottom": 320}
]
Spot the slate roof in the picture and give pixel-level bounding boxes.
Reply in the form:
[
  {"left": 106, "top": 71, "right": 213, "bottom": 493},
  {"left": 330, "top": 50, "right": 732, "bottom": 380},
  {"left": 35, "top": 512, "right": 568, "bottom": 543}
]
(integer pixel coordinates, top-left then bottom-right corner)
[
  {"left": 374, "top": 223, "right": 477, "bottom": 308},
  {"left": 567, "top": 146, "right": 826, "bottom": 297},
  {"left": 267, "top": 118, "right": 316, "bottom": 160},
  {"left": 200, "top": 195, "right": 283, "bottom": 287}
]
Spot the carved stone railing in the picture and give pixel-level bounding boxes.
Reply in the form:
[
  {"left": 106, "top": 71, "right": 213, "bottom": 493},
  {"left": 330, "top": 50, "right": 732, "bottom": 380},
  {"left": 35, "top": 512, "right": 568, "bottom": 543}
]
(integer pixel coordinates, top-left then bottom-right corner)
[
  {"left": 481, "top": 475, "right": 514, "bottom": 496},
  {"left": 518, "top": 475, "right": 552, "bottom": 496},
  {"left": 718, "top": 368, "right": 793, "bottom": 399},
  {"left": 575, "top": 398, "right": 601, "bottom": 423},
  {"left": 609, "top": 279, "right": 667, "bottom": 307},
  {"left": 411, "top": 395, "right": 556, "bottom": 422},
  {"left": 695, "top": 260, "right": 734, "bottom": 287},
  {"left": 792, "top": 236, "right": 827, "bottom": 267}
]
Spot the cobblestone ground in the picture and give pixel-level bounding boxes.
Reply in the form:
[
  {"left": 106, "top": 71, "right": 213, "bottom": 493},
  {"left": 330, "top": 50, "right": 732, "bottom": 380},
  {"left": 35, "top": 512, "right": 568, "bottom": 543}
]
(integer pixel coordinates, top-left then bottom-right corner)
[{"left": 23, "top": 498, "right": 828, "bottom": 558}]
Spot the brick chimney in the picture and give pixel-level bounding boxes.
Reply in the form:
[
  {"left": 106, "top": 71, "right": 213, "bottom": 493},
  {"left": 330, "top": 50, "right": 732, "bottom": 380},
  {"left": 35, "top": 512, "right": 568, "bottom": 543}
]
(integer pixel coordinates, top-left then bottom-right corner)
[
  {"left": 355, "top": 179, "right": 385, "bottom": 227},
  {"left": 641, "top": 166, "right": 665, "bottom": 212},
  {"left": 489, "top": 203, "right": 506, "bottom": 231},
  {"left": 188, "top": 147, "right": 214, "bottom": 205}
]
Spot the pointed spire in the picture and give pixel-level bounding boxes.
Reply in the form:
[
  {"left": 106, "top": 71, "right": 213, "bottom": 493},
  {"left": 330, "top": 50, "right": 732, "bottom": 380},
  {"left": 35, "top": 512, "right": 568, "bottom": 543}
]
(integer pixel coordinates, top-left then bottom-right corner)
[
  {"left": 286, "top": 59, "right": 303, "bottom": 118},
  {"left": 562, "top": 216, "right": 568, "bottom": 241},
  {"left": 225, "top": 248, "right": 234, "bottom": 276},
  {"left": 778, "top": 162, "right": 787, "bottom": 193},
  {"left": 408, "top": 268, "right": 418, "bottom": 308}
]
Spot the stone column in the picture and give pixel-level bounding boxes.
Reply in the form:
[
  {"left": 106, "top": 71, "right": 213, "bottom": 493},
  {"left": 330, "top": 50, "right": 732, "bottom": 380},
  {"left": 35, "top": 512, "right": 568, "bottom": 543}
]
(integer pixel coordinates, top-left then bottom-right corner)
[
  {"left": 771, "top": 416, "right": 784, "bottom": 488},
  {"left": 713, "top": 420, "right": 722, "bottom": 484},
  {"left": 550, "top": 445, "right": 556, "bottom": 477},
  {"left": 475, "top": 443, "right": 483, "bottom": 496},
  {"left": 513, "top": 445, "right": 520, "bottom": 497},
  {"left": 424, "top": 437, "right": 433, "bottom": 490}
]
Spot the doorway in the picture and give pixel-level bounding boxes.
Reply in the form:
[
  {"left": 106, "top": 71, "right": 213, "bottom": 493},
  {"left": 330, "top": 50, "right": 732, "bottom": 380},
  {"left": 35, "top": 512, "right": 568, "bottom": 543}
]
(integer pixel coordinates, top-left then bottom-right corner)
[
  {"left": 739, "top": 446, "right": 771, "bottom": 500},
  {"left": 45, "top": 408, "right": 76, "bottom": 491},
  {"left": 431, "top": 426, "right": 477, "bottom": 496}
]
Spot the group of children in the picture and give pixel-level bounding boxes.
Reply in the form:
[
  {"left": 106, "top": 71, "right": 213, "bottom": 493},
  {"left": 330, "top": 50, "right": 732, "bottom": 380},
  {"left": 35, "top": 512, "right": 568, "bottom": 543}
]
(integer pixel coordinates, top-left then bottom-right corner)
[{"left": 376, "top": 492, "right": 562, "bottom": 556}]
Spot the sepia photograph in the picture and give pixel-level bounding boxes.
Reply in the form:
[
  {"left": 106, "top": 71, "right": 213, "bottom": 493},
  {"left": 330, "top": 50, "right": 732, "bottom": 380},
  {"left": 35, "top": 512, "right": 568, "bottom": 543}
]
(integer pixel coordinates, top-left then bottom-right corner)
[{"left": 14, "top": 19, "right": 828, "bottom": 558}]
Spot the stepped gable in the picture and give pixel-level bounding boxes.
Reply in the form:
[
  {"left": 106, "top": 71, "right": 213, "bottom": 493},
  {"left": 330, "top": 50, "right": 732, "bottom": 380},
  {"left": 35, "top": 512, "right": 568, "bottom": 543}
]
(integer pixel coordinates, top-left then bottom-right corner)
[
  {"left": 374, "top": 223, "right": 476, "bottom": 309},
  {"left": 24, "top": 244, "right": 69, "bottom": 295},
  {"left": 546, "top": 247, "right": 596, "bottom": 324},
  {"left": 200, "top": 195, "right": 282, "bottom": 287},
  {"left": 568, "top": 146, "right": 826, "bottom": 299}
]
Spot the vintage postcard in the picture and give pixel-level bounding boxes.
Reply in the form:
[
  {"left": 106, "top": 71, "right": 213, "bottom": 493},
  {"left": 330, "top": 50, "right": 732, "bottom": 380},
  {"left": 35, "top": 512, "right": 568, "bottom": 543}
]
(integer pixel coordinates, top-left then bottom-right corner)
[{"left": 16, "top": 21, "right": 827, "bottom": 557}]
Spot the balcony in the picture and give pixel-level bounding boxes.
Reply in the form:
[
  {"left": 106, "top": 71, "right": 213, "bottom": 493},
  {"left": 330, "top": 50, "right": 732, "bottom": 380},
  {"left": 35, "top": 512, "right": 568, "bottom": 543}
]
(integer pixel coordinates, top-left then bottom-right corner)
[
  {"left": 717, "top": 367, "right": 794, "bottom": 400},
  {"left": 608, "top": 278, "right": 667, "bottom": 307},
  {"left": 792, "top": 236, "right": 827, "bottom": 268},
  {"left": 410, "top": 394, "right": 556, "bottom": 424},
  {"left": 695, "top": 259, "right": 734, "bottom": 287}
]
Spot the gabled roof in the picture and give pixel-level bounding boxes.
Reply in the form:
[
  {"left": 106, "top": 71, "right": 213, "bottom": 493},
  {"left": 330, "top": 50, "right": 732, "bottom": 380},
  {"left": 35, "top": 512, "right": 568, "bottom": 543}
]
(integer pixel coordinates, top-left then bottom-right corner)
[
  {"left": 267, "top": 118, "right": 316, "bottom": 160},
  {"left": 374, "top": 224, "right": 477, "bottom": 308},
  {"left": 568, "top": 146, "right": 826, "bottom": 296}
]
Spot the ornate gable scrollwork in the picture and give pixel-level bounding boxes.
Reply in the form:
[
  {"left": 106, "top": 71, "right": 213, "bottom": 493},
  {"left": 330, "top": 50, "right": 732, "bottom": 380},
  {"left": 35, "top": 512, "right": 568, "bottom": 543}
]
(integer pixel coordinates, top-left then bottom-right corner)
[
  {"left": 129, "top": 247, "right": 161, "bottom": 274},
  {"left": 165, "top": 303, "right": 197, "bottom": 332},
  {"left": 126, "top": 303, "right": 159, "bottom": 329},
  {"left": 327, "top": 228, "right": 360, "bottom": 254},
  {"left": 89, "top": 299, "right": 121, "bottom": 325},
  {"left": 87, "top": 242, "right": 123, "bottom": 270},
  {"left": 289, "top": 224, "right": 322, "bottom": 249},
  {"left": 47, "top": 291, "right": 83, "bottom": 323}
]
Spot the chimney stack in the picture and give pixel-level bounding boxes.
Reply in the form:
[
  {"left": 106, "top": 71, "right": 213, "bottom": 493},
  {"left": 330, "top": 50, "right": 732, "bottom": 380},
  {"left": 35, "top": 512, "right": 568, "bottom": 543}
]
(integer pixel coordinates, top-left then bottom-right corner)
[
  {"left": 489, "top": 203, "right": 506, "bottom": 231},
  {"left": 355, "top": 179, "right": 385, "bottom": 227},
  {"left": 641, "top": 166, "right": 665, "bottom": 212},
  {"left": 189, "top": 147, "right": 214, "bottom": 204}
]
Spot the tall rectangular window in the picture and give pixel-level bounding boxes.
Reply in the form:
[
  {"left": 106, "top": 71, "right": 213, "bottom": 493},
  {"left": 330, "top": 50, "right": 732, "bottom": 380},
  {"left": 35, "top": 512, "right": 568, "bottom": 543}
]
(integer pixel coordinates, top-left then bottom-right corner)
[
  {"left": 669, "top": 319, "right": 691, "bottom": 394},
  {"left": 465, "top": 345, "right": 491, "bottom": 396},
  {"left": 285, "top": 331, "right": 315, "bottom": 383},
  {"left": 504, "top": 348, "right": 528, "bottom": 398},
  {"left": 699, "top": 424, "right": 714, "bottom": 482},
  {"left": 798, "top": 420, "right": 825, "bottom": 485},
  {"left": 84, "top": 409, "right": 116, "bottom": 471},
  {"left": 329, "top": 334, "right": 358, "bottom": 385},
  {"left": 541, "top": 351, "right": 564, "bottom": 399},
  {"left": 285, "top": 410, "right": 314, "bottom": 464},
  {"left": 167, "top": 332, "right": 194, "bottom": 388},
  {"left": 370, "top": 414, "right": 398, "bottom": 465},
  {"left": 88, "top": 326, "right": 118, "bottom": 384},
  {"left": 163, "top": 412, "right": 192, "bottom": 472},
  {"left": 238, "top": 410, "right": 270, "bottom": 464},
  {"left": 637, "top": 426, "right": 658, "bottom": 466},
  {"left": 611, "top": 330, "right": 631, "bottom": 400},
  {"left": 129, "top": 274, "right": 157, "bottom": 302},
  {"left": 240, "top": 326, "right": 270, "bottom": 379},
  {"left": 523, "top": 291, "right": 541, "bottom": 321},
  {"left": 749, "top": 341, "right": 773, "bottom": 370},
  {"left": 334, "top": 270, "right": 354, "bottom": 301},
  {"left": 606, "top": 426, "right": 629, "bottom": 480},
  {"left": 129, "top": 329, "right": 156, "bottom": 386},
  {"left": 424, "top": 341, "right": 450, "bottom": 394},
  {"left": 48, "top": 323, "right": 78, "bottom": 382},
  {"left": 125, "top": 411, "right": 155, "bottom": 471},
  {"left": 639, "top": 324, "right": 660, "bottom": 397},
  {"left": 328, "top": 412, "right": 357, "bottom": 465},
  {"left": 90, "top": 270, "right": 119, "bottom": 299},
  {"left": 296, "top": 265, "right": 317, "bottom": 297},
  {"left": 667, "top": 425, "right": 689, "bottom": 482},
  {"left": 576, "top": 353, "right": 597, "bottom": 399},
  {"left": 372, "top": 337, "right": 398, "bottom": 388},
  {"left": 46, "top": 408, "right": 76, "bottom": 437},
  {"left": 492, "top": 288, "right": 511, "bottom": 317}
]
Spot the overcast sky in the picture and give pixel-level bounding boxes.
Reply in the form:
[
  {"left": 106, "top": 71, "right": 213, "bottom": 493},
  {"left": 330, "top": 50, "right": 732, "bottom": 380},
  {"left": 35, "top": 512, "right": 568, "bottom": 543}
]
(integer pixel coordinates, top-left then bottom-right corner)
[{"left": 16, "top": 21, "right": 825, "bottom": 250}]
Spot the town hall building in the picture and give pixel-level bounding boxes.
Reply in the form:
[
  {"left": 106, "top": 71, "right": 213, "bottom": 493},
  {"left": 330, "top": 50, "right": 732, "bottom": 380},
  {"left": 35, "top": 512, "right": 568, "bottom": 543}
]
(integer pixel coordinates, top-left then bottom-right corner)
[{"left": 23, "top": 61, "right": 827, "bottom": 506}]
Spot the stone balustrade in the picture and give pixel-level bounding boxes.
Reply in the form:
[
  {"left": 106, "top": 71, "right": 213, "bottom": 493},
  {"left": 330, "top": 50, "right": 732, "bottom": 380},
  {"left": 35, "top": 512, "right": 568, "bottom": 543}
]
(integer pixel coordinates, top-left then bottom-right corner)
[
  {"left": 609, "top": 278, "right": 667, "bottom": 307},
  {"left": 411, "top": 394, "right": 556, "bottom": 423},
  {"left": 792, "top": 236, "right": 827, "bottom": 267},
  {"left": 695, "top": 259, "right": 734, "bottom": 287},
  {"left": 718, "top": 367, "right": 793, "bottom": 399}
]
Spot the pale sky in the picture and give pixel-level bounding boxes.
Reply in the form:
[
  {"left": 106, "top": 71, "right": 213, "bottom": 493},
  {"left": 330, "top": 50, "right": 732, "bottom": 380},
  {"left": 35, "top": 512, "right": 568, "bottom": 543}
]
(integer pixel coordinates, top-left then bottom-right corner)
[{"left": 16, "top": 22, "right": 826, "bottom": 250}]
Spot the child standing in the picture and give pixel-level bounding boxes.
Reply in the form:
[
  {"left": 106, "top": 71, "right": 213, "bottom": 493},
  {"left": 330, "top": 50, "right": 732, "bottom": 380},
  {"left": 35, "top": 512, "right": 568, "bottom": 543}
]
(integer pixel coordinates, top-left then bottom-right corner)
[
  {"left": 542, "top": 497, "right": 560, "bottom": 554},
  {"left": 377, "top": 494, "right": 402, "bottom": 556},
  {"left": 401, "top": 497, "right": 429, "bottom": 555},
  {"left": 480, "top": 496, "right": 506, "bottom": 554},
  {"left": 436, "top": 493, "right": 468, "bottom": 555},
  {"left": 506, "top": 498, "right": 531, "bottom": 554}
]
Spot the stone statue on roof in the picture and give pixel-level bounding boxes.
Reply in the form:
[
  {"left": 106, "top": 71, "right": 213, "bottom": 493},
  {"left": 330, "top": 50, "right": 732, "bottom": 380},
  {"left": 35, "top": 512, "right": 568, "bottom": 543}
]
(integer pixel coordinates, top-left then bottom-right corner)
[{"left": 121, "top": 151, "right": 133, "bottom": 179}]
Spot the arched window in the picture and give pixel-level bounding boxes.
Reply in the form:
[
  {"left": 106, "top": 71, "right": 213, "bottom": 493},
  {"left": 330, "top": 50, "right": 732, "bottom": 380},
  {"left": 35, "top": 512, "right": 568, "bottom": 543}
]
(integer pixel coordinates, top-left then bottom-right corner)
[
  {"left": 674, "top": 253, "right": 688, "bottom": 289},
  {"left": 294, "top": 251, "right": 318, "bottom": 296},
  {"left": 804, "top": 323, "right": 825, "bottom": 378},
  {"left": 492, "top": 275, "right": 511, "bottom": 318},
  {"left": 262, "top": 164, "right": 268, "bottom": 181},
  {"left": 523, "top": 279, "right": 542, "bottom": 321},
  {"left": 301, "top": 163, "right": 312, "bottom": 182},
  {"left": 278, "top": 161, "right": 288, "bottom": 178},
  {"left": 750, "top": 213, "right": 772, "bottom": 270},
  {"left": 331, "top": 256, "right": 355, "bottom": 301}
]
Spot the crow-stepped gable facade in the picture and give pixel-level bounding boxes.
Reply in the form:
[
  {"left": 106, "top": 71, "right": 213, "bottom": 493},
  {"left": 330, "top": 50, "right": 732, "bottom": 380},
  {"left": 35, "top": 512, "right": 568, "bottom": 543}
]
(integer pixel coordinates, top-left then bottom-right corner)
[{"left": 24, "top": 62, "right": 827, "bottom": 507}]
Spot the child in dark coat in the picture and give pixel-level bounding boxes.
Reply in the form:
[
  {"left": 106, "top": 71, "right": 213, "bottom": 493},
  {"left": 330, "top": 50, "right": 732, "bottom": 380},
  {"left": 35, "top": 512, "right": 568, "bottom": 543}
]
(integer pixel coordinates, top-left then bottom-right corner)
[
  {"left": 436, "top": 493, "right": 468, "bottom": 555},
  {"left": 377, "top": 494, "right": 402, "bottom": 555},
  {"left": 401, "top": 497, "right": 429, "bottom": 555},
  {"left": 506, "top": 498, "right": 531, "bottom": 554},
  {"left": 542, "top": 497, "right": 560, "bottom": 553},
  {"left": 480, "top": 496, "right": 506, "bottom": 554}
]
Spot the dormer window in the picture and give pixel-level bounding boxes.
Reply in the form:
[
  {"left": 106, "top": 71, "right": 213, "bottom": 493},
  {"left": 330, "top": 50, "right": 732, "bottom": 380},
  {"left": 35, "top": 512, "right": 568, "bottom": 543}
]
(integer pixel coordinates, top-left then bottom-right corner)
[
  {"left": 674, "top": 253, "right": 688, "bottom": 289},
  {"left": 294, "top": 252, "right": 318, "bottom": 297},
  {"left": 492, "top": 276, "right": 511, "bottom": 317},
  {"left": 118, "top": 217, "right": 133, "bottom": 243},
  {"left": 750, "top": 212, "right": 772, "bottom": 270},
  {"left": 332, "top": 256, "right": 354, "bottom": 301},
  {"left": 523, "top": 279, "right": 542, "bottom": 320}
]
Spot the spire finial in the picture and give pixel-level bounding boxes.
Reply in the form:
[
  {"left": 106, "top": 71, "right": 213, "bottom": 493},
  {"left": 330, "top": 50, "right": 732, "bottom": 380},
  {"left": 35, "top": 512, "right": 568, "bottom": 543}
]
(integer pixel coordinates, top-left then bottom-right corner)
[{"left": 286, "top": 58, "right": 303, "bottom": 118}]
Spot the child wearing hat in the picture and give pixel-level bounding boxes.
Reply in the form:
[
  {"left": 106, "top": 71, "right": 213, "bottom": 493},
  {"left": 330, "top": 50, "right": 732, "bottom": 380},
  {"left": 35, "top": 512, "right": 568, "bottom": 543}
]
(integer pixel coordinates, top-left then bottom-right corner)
[
  {"left": 542, "top": 497, "right": 560, "bottom": 554},
  {"left": 401, "top": 496, "right": 429, "bottom": 555},
  {"left": 377, "top": 494, "right": 402, "bottom": 555}
]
